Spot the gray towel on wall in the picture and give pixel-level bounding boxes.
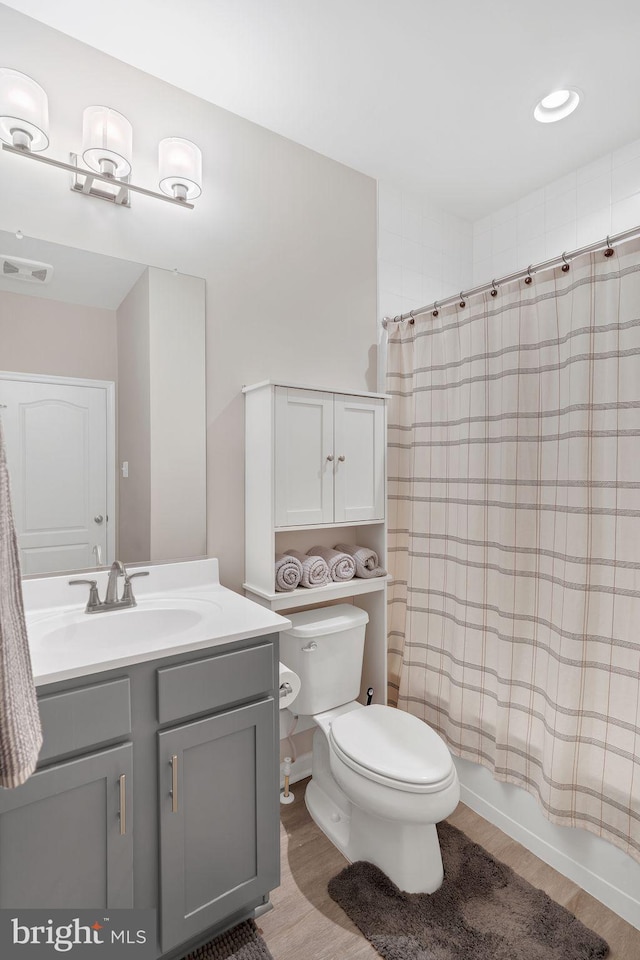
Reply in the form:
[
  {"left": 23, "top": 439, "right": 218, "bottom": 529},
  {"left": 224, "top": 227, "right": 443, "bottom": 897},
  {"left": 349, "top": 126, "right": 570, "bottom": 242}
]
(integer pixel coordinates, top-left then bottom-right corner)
[
  {"left": 283, "top": 549, "right": 330, "bottom": 588},
  {"left": 275, "top": 553, "right": 303, "bottom": 592},
  {"left": 0, "top": 418, "right": 42, "bottom": 787},
  {"left": 307, "top": 546, "right": 356, "bottom": 582},
  {"left": 334, "top": 542, "right": 387, "bottom": 579}
]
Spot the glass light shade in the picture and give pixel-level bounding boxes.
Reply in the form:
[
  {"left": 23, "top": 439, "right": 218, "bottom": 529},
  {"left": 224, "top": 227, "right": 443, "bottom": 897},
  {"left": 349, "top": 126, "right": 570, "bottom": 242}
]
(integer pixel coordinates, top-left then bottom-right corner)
[
  {"left": 0, "top": 68, "right": 49, "bottom": 151},
  {"left": 158, "top": 138, "right": 202, "bottom": 200},
  {"left": 82, "top": 106, "right": 132, "bottom": 177}
]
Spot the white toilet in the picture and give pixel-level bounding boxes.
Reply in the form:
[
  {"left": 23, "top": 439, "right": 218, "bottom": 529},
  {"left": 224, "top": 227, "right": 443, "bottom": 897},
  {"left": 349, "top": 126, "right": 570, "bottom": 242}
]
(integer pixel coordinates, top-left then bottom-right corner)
[{"left": 280, "top": 604, "right": 460, "bottom": 894}]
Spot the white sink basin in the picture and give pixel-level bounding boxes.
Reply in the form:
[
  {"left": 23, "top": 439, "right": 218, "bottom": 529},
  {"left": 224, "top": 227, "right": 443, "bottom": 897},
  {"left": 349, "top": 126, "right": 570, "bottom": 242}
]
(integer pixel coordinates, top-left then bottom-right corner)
[
  {"left": 27, "top": 596, "right": 226, "bottom": 684},
  {"left": 29, "top": 598, "right": 221, "bottom": 650},
  {"left": 22, "top": 558, "right": 291, "bottom": 686}
]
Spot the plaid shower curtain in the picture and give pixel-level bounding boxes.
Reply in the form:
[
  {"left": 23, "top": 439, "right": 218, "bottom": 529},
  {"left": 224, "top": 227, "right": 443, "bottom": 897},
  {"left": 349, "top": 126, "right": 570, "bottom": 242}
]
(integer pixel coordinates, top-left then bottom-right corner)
[{"left": 386, "top": 237, "right": 640, "bottom": 861}]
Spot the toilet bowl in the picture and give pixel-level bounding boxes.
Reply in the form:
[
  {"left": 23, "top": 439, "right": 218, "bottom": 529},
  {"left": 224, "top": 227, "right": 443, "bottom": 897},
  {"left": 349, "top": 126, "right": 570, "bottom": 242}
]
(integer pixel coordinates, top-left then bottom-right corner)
[
  {"left": 280, "top": 604, "right": 459, "bottom": 893},
  {"left": 307, "top": 701, "right": 459, "bottom": 893}
]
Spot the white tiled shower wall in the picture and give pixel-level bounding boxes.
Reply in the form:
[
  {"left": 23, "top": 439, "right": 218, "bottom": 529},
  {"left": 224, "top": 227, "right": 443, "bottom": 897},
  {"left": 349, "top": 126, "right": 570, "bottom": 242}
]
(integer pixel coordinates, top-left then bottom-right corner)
[
  {"left": 377, "top": 181, "right": 474, "bottom": 320},
  {"left": 378, "top": 136, "right": 640, "bottom": 322},
  {"left": 473, "top": 136, "right": 640, "bottom": 286}
]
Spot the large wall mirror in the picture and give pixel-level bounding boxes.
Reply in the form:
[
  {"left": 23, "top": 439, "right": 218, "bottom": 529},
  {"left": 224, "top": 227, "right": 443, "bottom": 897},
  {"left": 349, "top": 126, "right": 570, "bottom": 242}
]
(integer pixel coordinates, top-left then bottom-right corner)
[{"left": 0, "top": 231, "right": 206, "bottom": 576}]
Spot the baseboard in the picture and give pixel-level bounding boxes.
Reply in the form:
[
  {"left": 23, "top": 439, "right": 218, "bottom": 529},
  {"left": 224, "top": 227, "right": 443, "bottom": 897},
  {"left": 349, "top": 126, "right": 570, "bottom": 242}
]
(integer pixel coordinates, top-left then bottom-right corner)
[
  {"left": 279, "top": 751, "right": 312, "bottom": 790},
  {"left": 456, "top": 760, "right": 640, "bottom": 930}
]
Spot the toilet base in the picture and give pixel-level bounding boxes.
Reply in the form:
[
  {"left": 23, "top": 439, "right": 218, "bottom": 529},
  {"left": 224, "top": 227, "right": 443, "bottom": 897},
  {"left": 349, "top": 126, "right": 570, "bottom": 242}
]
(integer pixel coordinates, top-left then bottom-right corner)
[{"left": 305, "top": 727, "right": 448, "bottom": 894}]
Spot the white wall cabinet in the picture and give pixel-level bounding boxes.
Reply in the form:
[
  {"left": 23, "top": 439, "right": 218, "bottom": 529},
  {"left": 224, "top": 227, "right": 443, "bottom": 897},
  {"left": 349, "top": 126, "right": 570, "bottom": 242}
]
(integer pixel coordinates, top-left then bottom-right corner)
[
  {"left": 274, "top": 387, "right": 385, "bottom": 527},
  {"left": 243, "top": 380, "right": 388, "bottom": 706}
]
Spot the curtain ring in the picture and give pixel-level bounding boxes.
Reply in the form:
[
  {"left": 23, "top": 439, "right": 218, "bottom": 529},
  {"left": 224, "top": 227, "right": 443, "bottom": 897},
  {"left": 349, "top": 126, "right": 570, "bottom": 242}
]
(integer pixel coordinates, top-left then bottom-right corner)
[
  {"left": 490, "top": 279, "right": 498, "bottom": 298},
  {"left": 459, "top": 291, "right": 466, "bottom": 308},
  {"left": 409, "top": 310, "right": 416, "bottom": 325},
  {"left": 604, "top": 235, "right": 615, "bottom": 258},
  {"left": 561, "top": 252, "right": 571, "bottom": 273},
  {"left": 432, "top": 300, "right": 439, "bottom": 317},
  {"left": 524, "top": 265, "right": 533, "bottom": 285}
]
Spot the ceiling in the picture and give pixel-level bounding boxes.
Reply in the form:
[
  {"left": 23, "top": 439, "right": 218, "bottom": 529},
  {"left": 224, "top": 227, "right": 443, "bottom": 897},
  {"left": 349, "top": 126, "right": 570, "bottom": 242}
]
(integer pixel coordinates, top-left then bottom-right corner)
[{"left": 3, "top": 0, "right": 640, "bottom": 220}]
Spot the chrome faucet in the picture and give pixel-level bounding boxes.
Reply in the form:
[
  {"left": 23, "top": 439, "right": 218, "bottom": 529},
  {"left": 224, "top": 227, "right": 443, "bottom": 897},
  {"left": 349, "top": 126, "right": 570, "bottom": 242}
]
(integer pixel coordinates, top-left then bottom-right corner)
[
  {"left": 69, "top": 561, "right": 149, "bottom": 614},
  {"left": 105, "top": 560, "right": 126, "bottom": 604}
]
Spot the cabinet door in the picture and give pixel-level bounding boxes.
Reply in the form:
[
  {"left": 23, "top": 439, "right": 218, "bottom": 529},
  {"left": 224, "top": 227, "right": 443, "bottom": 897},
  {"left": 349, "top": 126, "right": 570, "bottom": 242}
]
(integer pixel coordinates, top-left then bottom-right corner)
[
  {"left": 158, "top": 699, "right": 278, "bottom": 953},
  {"left": 274, "top": 387, "right": 334, "bottom": 526},
  {"left": 0, "top": 744, "right": 133, "bottom": 909},
  {"left": 334, "top": 394, "right": 385, "bottom": 522}
]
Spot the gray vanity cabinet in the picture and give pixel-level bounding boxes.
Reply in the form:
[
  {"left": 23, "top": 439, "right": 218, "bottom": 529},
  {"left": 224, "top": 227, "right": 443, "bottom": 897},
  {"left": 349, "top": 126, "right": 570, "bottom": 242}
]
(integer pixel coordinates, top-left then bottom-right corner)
[
  {"left": 0, "top": 743, "right": 133, "bottom": 909},
  {"left": 0, "top": 634, "right": 279, "bottom": 958},
  {"left": 158, "top": 699, "right": 277, "bottom": 952}
]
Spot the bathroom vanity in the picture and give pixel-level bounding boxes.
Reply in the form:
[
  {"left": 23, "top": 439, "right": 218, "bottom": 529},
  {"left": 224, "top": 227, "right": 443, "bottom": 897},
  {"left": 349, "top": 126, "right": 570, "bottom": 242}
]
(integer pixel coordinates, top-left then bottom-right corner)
[{"left": 1, "top": 559, "right": 289, "bottom": 958}]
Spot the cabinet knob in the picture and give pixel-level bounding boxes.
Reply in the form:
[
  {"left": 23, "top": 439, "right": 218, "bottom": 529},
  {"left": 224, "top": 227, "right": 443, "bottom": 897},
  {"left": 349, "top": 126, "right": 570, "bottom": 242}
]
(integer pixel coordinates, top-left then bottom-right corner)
[
  {"left": 338, "top": 455, "right": 346, "bottom": 462},
  {"left": 326, "top": 454, "right": 334, "bottom": 462}
]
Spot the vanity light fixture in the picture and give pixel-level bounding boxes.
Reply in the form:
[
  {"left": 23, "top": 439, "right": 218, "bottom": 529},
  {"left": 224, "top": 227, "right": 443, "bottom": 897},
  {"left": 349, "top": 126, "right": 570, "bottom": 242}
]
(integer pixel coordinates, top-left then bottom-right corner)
[{"left": 0, "top": 69, "right": 202, "bottom": 210}]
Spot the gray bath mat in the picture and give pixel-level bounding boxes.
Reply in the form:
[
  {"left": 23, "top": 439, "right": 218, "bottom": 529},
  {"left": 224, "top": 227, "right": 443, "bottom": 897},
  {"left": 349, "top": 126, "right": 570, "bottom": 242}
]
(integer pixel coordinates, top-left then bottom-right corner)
[
  {"left": 181, "top": 920, "right": 274, "bottom": 960},
  {"left": 328, "top": 821, "right": 609, "bottom": 960}
]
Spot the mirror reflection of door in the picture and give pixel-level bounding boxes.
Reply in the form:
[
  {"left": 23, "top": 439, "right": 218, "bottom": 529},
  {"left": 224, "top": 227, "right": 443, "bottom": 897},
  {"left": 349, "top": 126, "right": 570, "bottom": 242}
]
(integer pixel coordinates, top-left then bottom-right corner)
[{"left": 0, "top": 373, "right": 114, "bottom": 575}]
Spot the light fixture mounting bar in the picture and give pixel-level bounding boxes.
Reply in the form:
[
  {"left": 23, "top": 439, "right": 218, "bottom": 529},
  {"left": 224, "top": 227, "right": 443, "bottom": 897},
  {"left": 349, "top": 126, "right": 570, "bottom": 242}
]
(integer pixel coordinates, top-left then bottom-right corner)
[{"left": 1, "top": 143, "right": 195, "bottom": 209}]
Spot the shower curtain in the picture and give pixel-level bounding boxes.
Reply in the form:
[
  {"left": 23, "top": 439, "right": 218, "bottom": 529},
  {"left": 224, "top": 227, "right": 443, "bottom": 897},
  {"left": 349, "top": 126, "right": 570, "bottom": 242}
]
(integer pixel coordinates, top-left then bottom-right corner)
[{"left": 386, "top": 237, "right": 640, "bottom": 861}]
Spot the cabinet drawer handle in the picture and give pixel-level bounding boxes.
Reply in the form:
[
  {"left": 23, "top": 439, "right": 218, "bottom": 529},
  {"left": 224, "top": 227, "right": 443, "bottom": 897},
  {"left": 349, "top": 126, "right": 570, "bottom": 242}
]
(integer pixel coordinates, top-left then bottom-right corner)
[
  {"left": 326, "top": 454, "right": 334, "bottom": 462},
  {"left": 338, "top": 455, "right": 346, "bottom": 462},
  {"left": 119, "top": 774, "right": 126, "bottom": 836},
  {"left": 170, "top": 755, "right": 178, "bottom": 813}
]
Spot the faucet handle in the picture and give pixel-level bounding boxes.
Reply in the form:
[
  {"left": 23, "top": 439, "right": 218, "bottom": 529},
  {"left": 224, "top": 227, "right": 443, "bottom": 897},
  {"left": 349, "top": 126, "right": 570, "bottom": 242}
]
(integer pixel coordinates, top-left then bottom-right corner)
[
  {"left": 69, "top": 578, "right": 102, "bottom": 612},
  {"left": 121, "top": 570, "right": 149, "bottom": 606}
]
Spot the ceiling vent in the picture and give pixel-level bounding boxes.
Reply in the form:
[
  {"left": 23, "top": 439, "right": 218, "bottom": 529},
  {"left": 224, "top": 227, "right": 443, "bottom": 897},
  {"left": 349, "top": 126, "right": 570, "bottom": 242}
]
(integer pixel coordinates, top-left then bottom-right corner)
[{"left": 1, "top": 255, "right": 54, "bottom": 285}]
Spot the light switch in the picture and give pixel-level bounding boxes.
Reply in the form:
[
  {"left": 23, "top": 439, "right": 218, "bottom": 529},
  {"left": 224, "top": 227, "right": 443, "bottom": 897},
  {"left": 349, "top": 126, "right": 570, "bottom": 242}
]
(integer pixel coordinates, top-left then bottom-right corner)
[{"left": 121, "top": 461, "right": 129, "bottom": 478}]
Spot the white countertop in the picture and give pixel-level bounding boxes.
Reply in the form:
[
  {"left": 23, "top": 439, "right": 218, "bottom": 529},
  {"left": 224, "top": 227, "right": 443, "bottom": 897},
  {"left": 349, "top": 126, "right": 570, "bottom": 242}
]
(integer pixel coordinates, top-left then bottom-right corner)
[{"left": 23, "top": 558, "right": 291, "bottom": 687}]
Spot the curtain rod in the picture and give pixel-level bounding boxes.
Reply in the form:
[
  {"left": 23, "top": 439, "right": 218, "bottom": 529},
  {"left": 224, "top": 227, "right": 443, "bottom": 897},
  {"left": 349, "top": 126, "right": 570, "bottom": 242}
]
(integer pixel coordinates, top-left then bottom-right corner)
[{"left": 387, "top": 224, "right": 640, "bottom": 323}]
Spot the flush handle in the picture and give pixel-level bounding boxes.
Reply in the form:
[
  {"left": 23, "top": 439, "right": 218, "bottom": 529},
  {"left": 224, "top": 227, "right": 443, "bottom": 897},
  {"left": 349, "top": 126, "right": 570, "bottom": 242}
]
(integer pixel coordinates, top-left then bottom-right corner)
[{"left": 302, "top": 641, "right": 318, "bottom": 652}]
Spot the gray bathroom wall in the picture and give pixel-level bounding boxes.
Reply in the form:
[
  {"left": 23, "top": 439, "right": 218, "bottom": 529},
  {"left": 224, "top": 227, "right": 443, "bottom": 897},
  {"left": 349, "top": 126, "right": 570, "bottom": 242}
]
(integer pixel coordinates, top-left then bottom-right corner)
[{"left": 0, "top": 5, "right": 378, "bottom": 590}]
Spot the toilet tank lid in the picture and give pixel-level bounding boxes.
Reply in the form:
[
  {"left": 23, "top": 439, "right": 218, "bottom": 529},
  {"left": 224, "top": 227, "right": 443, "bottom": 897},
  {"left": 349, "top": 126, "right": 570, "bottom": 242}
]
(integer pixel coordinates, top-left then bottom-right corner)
[{"left": 282, "top": 604, "right": 369, "bottom": 638}]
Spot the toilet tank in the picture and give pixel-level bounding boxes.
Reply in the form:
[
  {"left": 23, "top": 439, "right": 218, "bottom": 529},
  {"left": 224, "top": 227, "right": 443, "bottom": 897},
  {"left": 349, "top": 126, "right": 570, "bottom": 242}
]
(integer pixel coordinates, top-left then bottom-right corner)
[{"left": 280, "top": 604, "right": 369, "bottom": 715}]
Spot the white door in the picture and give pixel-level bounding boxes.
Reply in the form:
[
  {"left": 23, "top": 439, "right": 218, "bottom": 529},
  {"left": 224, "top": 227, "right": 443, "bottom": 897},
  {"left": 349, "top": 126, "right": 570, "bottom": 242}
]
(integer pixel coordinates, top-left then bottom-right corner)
[
  {"left": 0, "top": 375, "right": 111, "bottom": 575},
  {"left": 274, "top": 387, "right": 334, "bottom": 527},
  {"left": 334, "top": 394, "right": 385, "bottom": 522}
]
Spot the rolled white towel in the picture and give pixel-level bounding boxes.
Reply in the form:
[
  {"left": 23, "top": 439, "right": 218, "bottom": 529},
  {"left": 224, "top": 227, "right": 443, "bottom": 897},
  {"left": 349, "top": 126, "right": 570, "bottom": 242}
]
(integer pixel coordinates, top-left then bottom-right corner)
[
  {"left": 334, "top": 542, "right": 387, "bottom": 579},
  {"left": 284, "top": 549, "right": 330, "bottom": 588},
  {"left": 307, "top": 545, "right": 355, "bottom": 582},
  {"left": 275, "top": 553, "right": 303, "bottom": 592}
]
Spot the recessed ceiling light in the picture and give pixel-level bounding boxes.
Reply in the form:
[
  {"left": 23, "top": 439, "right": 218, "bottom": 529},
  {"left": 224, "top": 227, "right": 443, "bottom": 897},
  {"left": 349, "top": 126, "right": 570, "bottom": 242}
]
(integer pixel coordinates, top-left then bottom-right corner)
[{"left": 534, "top": 88, "right": 580, "bottom": 123}]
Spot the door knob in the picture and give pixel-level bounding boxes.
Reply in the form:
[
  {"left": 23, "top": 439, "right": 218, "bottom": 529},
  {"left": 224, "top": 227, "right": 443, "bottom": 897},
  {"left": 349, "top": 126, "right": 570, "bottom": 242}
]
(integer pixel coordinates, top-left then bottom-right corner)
[
  {"left": 326, "top": 454, "right": 334, "bottom": 462},
  {"left": 94, "top": 514, "right": 104, "bottom": 524},
  {"left": 338, "top": 455, "right": 346, "bottom": 462}
]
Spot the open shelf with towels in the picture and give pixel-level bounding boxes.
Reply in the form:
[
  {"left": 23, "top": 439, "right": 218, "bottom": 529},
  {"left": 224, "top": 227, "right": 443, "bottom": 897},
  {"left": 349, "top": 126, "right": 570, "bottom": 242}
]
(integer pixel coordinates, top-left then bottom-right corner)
[{"left": 244, "top": 572, "right": 389, "bottom": 612}]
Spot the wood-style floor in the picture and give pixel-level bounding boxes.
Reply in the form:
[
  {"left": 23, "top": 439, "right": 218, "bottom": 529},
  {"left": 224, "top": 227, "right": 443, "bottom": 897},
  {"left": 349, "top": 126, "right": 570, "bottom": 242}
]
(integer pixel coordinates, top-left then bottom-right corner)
[{"left": 259, "top": 778, "right": 640, "bottom": 960}]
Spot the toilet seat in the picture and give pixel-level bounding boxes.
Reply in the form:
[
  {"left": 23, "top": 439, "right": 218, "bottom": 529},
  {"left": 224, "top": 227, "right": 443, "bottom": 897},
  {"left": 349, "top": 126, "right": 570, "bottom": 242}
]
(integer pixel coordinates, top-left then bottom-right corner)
[{"left": 329, "top": 704, "right": 455, "bottom": 794}]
